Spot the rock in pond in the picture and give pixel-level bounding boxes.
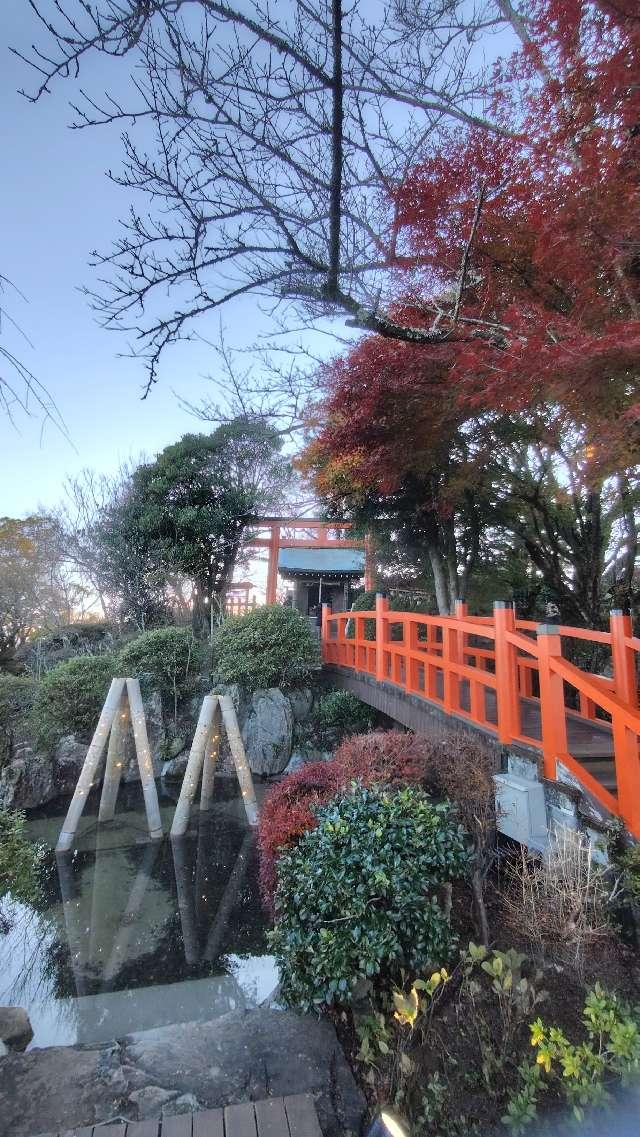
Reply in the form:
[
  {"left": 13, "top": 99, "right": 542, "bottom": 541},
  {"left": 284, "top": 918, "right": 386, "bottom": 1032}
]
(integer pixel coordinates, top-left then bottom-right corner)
[
  {"left": 241, "top": 689, "right": 294, "bottom": 775},
  {"left": 129, "top": 1085, "right": 179, "bottom": 1119},
  {"left": 161, "top": 753, "right": 189, "bottom": 781},
  {"left": 0, "top": 742, "right": 54, "bottom": 811},
  {"left": 164, "top": 1093, "right": 201, "bottom": 1116},
  {"left": 288, "top": 687, "right": 315, "bottom": 723},
  {"left": 0, "top": 1006, "right": 33, "bottom": 1051},
  {"left": 54, "top": 735, "right": 89, "bottom": 795}
]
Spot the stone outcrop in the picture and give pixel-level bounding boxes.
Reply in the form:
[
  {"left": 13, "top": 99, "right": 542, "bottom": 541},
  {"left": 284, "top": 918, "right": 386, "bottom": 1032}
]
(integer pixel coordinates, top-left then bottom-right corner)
[
  {"left": 0, "top": 738, "right": 55, "bottom": 811},
  {"left": 53, "top": 735, "right": 90, "bottom": 795},
  {"left": 0, "top": 690, "right": 167, "bottom": 811},
  {"left": 0, "top": 1007, "right": 33, "bottom": 1052},
  {"left": 0, "top": 1010, "right": 365, "bottom": 1137},
  {"left": 142, "top": 691, "right": 167, "bottom": 780},
  {"left": 241, "top": 689, "right": 294, "bottom": 776},
  {"left": 161, "top": 753, "right": 190, "bottom": 781},
  {"left": 0, "top": 681, "right": 317, "bottom": 809},
  {"left": 288, "top": 687, "right": 314, "bottom": 723}
]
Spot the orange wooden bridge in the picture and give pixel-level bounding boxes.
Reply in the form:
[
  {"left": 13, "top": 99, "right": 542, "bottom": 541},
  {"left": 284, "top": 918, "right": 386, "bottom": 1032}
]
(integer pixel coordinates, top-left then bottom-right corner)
[{"left": 321, "top": 597, "right": 640, "bottom": 839}]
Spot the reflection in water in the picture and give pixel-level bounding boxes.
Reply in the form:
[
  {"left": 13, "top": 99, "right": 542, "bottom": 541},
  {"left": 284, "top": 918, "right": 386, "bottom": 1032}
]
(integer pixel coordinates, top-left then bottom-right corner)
[{"left": 0, "top": 779, "right": 277, "bottom": 1049}]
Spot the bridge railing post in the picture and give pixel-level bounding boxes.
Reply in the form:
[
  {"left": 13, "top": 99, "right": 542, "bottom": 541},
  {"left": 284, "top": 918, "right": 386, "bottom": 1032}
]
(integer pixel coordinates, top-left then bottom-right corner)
[
  {"left": 610, "top": 609, "right": 638, "bottom": 707},
  {"left": 536, "top": 624, "right": 568, "bottom": 780},
  {"left": 375, "top": 593, "right": 389, "bottom": 683},
  {"left": 493, "top": 602, "right": 520, "bottom": 744},
  {"left": 454, "top": 598, "right": 468, "bottom": 667},
  {"left": 608, "top": 609, "right": 640, "bottom": 832},
  {"left": 321, "top": 603, "right": 331, "bottom": 661}
]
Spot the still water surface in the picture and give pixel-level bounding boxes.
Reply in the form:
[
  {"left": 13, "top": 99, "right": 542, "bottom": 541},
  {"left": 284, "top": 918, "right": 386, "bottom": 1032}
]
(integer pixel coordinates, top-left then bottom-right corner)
[{"left": 0, "top": 779, "right": 277, "bottom": 1049}]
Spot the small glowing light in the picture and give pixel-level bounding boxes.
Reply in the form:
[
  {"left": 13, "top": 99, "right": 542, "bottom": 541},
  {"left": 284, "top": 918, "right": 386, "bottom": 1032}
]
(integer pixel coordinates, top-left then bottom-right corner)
[{"left": 366, "top": 1114, "right": 409, "bottom": 1137}]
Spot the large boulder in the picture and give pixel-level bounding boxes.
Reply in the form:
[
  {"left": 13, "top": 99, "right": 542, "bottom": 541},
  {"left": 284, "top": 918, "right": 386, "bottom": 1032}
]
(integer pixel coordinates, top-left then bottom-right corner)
[
  {"left": 241, "top": 689, "right": 294, "bottom": 775},
  {"left": 282, "top": 747, "right": 331, "bottom": 777},
  {"left": 0, "top": 1007, "right": 33, "bottom": 1051},
  {"left": 0, "top": 739, "right": 54, "bottom": 811},
  {"left": 53, "top": 735, "right": 89, "bottom": 795},
  {"left": 161, "top": 752, "right": 189, "bottom": 781},
  {"left": 288, "top": 687, "right": 315, "bottom": 723}
]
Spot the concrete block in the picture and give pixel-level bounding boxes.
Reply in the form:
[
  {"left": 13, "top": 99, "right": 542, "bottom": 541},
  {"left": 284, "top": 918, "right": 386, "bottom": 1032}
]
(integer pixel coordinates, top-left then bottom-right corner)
[{"left": 495, "top": 772, "right": 548, "bottom": 851}]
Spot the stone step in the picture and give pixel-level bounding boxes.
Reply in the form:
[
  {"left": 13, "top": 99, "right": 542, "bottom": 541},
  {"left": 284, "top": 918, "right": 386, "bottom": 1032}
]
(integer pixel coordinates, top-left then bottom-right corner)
[{"left": 0, "top": 1010, "right": 365, "bottom": 1137}]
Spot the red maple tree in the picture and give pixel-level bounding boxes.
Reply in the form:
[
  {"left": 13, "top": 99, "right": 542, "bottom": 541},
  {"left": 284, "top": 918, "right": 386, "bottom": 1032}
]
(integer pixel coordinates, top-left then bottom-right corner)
[
  {"left": 391, "top": 0, "right": 640, "bottom": 460},
  {"left": 302, "top": 1, "right": 640, "bottom": 614}
]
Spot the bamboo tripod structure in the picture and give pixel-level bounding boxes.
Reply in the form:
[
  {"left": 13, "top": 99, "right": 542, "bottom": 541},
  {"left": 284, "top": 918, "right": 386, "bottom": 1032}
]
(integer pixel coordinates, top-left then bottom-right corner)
[
  {"left": 170, "top": 693, "right": 259, "bottom": 837},
  {"left": 55, "top": 677, "right": 163, "bottom": 853}
]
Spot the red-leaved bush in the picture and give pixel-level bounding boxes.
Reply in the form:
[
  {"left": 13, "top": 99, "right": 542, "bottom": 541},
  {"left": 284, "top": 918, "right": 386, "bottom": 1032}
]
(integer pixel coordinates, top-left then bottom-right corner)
[
  {"left": 258, "top": 730, "right": 431, "bottom": 908},
  {"left": 258, "top": 761, "right": 342, "bottom": 907},
  {"left": 334, "top": 729, "right": 431, "bottom": 786}
]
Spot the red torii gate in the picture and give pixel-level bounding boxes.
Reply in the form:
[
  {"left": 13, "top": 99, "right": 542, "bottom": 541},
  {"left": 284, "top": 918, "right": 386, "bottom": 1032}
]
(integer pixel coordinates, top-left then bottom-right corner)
[{"left": 246, "top": 518, "right": 374, "bottom": 604}]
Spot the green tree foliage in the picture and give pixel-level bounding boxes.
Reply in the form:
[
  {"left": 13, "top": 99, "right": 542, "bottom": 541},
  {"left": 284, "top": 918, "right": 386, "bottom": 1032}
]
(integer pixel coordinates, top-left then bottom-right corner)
[
  {"left": 270, "top": 784, "right": 468, "bottom": 1009},
  {"left": 346, "top": 590, "right": 431, "bottom": 641},
  {"left": 0, "top": 515, "right": 70, "bottom": 666},
  {"left": 95, "top": 493, "right": 170, "bottom": 631},
  {"left": 118, "top": 627, "right": 203, "bottom": 716},
  {"left": 100, "top": 418, "right": 290, "bottom": 634},
  {"left": 0, "top": 808, "right": 44, "bottom": 914},
  {"left": 31, "top": 654, "right": 117, "bottom": 751},
  {"left": 213, "top": 604, "right": 319, "bottom": 691},
  {"left": 310, "top": 690, "right": 375, "bottom": 748},
  {"left": 0, "top": 675, "right": 38, "bottom": 768}
]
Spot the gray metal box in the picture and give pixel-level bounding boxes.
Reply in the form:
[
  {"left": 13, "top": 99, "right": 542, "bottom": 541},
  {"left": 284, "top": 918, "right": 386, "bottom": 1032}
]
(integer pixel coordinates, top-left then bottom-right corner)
[{"left": 494, "top": 772, "right": 548, "bottom": 851}]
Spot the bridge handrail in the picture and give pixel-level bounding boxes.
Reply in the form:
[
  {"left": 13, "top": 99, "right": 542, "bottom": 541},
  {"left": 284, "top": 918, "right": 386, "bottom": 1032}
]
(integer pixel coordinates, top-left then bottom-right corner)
[{"left": 321, "top": 599, "right": 640, "bottom": 838}]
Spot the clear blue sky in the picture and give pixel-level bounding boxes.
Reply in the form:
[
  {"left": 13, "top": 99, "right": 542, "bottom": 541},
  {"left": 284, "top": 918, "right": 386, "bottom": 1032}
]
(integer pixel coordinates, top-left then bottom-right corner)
[{"left": 0, "top": 6, "right": 331, "bottom": 519}]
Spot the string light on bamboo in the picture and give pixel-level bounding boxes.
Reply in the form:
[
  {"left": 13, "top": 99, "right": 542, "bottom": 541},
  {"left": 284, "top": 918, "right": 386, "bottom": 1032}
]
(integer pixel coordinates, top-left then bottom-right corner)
[
  {"left": 55, "top": 677, "right": 163, "bottom": 852},
  {"left": 170, "top": 692, "right": 259, "bottom": 837}
]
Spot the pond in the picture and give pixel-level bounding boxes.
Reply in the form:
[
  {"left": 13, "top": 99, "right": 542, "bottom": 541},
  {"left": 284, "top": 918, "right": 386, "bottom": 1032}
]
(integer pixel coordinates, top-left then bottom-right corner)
[{"left": 0, "top": 778, "right": 277, "bottom": 1049}]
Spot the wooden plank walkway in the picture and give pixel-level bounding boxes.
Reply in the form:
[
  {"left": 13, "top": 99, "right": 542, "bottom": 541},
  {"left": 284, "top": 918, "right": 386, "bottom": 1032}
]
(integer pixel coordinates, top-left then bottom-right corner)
[
  {"left": 327, "top": 664, "right": 618, "bottom": 792},
  {"left": 35, "top": 1096, "right": 322, "bottom": 1137}
]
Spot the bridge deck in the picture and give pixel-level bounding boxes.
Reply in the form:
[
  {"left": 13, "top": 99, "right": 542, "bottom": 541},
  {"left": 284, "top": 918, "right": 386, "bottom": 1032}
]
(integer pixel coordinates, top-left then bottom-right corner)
[
  {"left": 454, "top": 682, "right": 614, "bottom": 757},
  {"left": 327, "top": 665, "right": 617, "bottom": 792},
  {"left": 34, "top": 1095, "right": 322, "bottom": 1137}
]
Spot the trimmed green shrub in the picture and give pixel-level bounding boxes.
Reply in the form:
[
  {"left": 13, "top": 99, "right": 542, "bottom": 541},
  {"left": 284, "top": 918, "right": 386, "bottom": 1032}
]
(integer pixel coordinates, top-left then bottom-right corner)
[
  {"left": 0, "top": 675, "right": 38, "bottom": 727},
  {"left": 269, "top": 784, "right": 469, "bottom": 1009},
  {"left": 0, "top": 809, "right": 45, "bottom": 910},
  {"left": 30, "top": 654, "right": 117, "bottom": 750},
  {"left": 117, "top": 627, "right": 203, "bottom": 712},
  {"left": 310, "top": 690, "right": 375, "bottom": 748},
  {"left": 0, "top": 676, "right": 39, "bottom": 768},
  {"left": 213, "top": 604, "right": 320, "bottom": 690}
]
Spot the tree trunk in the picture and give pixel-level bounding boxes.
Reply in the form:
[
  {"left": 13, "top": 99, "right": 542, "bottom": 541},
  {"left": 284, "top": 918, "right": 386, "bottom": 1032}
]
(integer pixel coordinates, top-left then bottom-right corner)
[
  {"left": 471, "top": 867, "right": 490, "bottom": 947},
  {"left": 428, "top": 543, "right": 452, "bottom": 614},
  {"left": 192, "top": 588, "right": 209, "bottom": 637}
]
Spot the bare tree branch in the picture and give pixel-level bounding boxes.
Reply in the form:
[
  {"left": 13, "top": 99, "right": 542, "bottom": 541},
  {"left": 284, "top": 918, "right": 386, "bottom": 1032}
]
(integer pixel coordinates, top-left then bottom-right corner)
[
  {"left": 13, "top": 0, "right": 510, "bottom": 389},
  {"left": 0, "top": 273, "right": 69, "bottom": 438}
]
